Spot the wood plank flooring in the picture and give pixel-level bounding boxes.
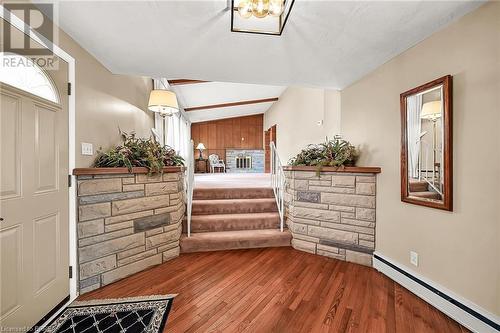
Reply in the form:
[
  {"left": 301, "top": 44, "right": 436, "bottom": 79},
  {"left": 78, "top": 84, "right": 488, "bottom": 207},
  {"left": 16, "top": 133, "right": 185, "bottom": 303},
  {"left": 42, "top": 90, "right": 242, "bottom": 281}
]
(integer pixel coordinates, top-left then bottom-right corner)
[{"left": 79, "top": 247, "right": 468, "bottom": 333}]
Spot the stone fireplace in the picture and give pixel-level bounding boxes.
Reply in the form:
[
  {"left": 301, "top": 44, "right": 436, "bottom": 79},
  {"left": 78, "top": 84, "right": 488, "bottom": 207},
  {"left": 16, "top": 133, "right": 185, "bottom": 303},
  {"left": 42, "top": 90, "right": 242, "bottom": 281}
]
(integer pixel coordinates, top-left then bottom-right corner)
[
  {"left": 226, "top": 149, "right": 264, "bottom": 173},
  {"left": 235, "top": 155, "right": 252, "bottom": 169}
]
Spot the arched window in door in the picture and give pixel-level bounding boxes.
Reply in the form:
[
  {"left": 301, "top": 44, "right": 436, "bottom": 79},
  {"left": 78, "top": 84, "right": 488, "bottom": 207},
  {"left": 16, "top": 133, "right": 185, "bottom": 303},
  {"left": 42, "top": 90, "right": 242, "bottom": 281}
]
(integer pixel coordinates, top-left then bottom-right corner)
[{"left": 0, "top": 53, "right": 60, "bottom": 103}]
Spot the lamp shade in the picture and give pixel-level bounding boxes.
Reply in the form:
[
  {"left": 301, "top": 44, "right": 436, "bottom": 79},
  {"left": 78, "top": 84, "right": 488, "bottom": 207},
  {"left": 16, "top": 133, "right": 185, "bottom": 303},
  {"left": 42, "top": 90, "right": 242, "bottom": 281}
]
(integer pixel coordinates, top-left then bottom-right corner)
[
  {"left": 196, "top": 143, "right": 206, "bottom": 150},
  {"left": 420, "top": 101, "right": 442, "bottom": 120},
  {"left": 148, "top": 90, "right": 179, "bottom": 116}
]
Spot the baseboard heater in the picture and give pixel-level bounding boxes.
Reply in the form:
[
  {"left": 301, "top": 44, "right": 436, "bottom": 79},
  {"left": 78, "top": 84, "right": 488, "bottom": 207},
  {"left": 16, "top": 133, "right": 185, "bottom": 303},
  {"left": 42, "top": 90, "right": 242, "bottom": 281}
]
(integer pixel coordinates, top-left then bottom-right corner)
[{"left": 373, "top": 253, "right": 499, "bottom": 333}]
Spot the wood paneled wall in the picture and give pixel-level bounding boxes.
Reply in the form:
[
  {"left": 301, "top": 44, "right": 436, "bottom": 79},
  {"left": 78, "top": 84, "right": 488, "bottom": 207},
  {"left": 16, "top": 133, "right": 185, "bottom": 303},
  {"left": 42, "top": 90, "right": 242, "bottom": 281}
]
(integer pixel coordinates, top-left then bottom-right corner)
[{"left": 191, "top": 114, "right": 264, "bottom": 160}]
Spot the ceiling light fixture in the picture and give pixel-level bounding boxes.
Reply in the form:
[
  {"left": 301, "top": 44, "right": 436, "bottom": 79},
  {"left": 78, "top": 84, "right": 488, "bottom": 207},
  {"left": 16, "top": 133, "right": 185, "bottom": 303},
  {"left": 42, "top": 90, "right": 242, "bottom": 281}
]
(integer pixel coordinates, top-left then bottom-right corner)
[{"left": 231, "top": 0, "right": 295, "bottom": 36}]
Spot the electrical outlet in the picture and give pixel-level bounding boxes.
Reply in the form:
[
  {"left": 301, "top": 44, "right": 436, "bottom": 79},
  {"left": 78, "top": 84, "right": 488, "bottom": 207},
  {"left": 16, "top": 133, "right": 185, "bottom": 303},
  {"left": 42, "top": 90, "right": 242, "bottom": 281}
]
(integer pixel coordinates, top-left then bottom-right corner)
[
  {"left": 410, "top": 251, "right": 419, "bottom": 267},
  {"left": 81, "top": 142, "right": 93, "bottom": 156},
  {"left": 317, "top": 120, "right": 323, "bottom": 126}
]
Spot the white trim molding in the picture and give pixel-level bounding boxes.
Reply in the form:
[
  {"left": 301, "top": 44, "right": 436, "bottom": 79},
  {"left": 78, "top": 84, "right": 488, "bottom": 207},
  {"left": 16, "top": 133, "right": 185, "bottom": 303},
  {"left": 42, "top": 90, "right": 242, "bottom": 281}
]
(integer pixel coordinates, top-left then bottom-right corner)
[{"left": 373, "top": 252, "right": 500, "bottom": 333}]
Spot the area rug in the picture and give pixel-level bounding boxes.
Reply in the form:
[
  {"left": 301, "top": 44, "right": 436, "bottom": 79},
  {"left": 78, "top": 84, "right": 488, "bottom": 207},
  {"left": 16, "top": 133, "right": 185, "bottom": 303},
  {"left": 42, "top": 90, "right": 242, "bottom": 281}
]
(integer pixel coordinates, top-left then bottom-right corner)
[{"left": 42, "top": 295, "right": 175, "bottom": 333}]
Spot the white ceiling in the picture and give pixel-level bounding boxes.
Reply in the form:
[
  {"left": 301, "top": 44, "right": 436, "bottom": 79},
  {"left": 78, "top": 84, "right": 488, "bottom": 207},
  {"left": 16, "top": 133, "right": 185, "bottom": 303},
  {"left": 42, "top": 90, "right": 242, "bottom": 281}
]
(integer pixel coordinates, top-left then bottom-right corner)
[
  {"left": 186, "top": 100, "right": 277, "bottom": 123},
  {"left": 171, "top": 81, "right": 285, "bottom": 123},
  {"left": 173, "top": 82, "right": 285, "bottom": 109},
  {"left": 49, "top": 0, "right": 483, "bottom": 89}
]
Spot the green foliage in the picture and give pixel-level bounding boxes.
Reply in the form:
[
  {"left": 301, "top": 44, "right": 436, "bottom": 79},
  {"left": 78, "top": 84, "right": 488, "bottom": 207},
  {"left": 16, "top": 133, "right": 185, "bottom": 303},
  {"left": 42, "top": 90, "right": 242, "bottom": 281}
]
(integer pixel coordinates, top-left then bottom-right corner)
[
  {"left": 93, "top": 130, "right": 184, "bottom": 174},
  {"left": 288, "top": 136, "right": 359, "bottom": 172}
]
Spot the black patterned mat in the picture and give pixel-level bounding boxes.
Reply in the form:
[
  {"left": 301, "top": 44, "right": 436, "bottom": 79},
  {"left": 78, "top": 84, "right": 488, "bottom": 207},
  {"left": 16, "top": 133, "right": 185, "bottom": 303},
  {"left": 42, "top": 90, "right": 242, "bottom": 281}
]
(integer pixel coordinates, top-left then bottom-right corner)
[{"left": 42, "top": 295, "right": 175, "bottom": 333}]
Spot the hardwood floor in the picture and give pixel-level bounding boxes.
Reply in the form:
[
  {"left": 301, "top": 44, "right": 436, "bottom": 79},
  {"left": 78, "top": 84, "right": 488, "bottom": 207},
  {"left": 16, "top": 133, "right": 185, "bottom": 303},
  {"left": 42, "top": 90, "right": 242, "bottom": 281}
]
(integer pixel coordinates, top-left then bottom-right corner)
[{"left": 79, "top": 247, "right": 468, "bottom": 333}]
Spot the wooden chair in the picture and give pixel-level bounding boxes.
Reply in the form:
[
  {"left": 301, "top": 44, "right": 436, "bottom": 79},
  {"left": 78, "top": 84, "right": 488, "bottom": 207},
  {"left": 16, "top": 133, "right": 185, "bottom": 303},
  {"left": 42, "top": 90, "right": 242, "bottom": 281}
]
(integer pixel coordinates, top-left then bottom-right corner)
[{"left": 208, "top": 154, "right": 226, "bottom": 173}]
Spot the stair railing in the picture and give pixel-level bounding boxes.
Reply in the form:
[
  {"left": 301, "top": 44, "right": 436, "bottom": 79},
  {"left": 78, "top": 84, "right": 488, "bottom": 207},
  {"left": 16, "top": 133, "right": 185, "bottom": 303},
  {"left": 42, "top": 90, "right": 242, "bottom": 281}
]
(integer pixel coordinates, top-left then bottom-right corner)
[
  {"left": 185, "top": 140, "right": 195, "bottom": 237},
  {"left": 418, "top": 141, "right": 443, "bottom": 196},
  {"left": 270, "top": 141, "right": 284, "bottom": 232}
]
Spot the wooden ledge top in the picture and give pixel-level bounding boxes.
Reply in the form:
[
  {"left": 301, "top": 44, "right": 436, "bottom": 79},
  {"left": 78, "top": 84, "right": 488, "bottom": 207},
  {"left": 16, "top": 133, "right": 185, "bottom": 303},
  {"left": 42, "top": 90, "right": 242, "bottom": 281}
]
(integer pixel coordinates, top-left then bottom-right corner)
[
  {"left": 73, "top": 166, "right": 184, "bottom": 175},
  {"left": 282, "top": 166, "right": 381, "bottom": 174}
]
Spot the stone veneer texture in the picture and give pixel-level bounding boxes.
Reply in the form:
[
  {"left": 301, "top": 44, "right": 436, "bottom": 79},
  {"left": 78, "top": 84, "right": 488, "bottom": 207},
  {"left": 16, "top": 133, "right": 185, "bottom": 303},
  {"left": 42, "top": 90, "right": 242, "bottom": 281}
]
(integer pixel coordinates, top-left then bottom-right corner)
[
  {"left": 284, "top": 170, "right": 377, "bottom": 266},
  {"left": 76, "top": 172, "right": 185, "bottom": 294}
]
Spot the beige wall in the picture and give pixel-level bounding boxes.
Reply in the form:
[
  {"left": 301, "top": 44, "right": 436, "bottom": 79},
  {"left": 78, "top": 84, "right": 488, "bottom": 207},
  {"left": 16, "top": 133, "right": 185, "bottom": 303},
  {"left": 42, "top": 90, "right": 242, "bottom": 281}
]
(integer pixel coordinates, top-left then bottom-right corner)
[
  {"left": 1, "top": 16, "right": 154, "bottom": 168},
  {"left": 57, "top": 30, "right": 154, "bottom": 167},
  {"left": 341, "top": 2, "right": 499, "bottom": 315},
  {"left": 264, "top": 87, "right": 341, "bottom": 163}
]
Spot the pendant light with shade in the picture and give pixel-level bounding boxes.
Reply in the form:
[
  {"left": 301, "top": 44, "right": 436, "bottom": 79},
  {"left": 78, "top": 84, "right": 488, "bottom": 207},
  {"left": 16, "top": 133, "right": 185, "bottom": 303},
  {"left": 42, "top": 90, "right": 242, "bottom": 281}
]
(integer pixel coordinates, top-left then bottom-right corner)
[
  {"left": 148, "top": 89, "right": 179, "bottom": 146},
  {"left": 148, "top": 89, "right": 179, "bottom": 118}
]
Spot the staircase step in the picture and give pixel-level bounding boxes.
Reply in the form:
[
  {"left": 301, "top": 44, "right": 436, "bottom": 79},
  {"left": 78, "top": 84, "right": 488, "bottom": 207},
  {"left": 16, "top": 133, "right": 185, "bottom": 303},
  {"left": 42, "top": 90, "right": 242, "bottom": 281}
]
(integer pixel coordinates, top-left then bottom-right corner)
[
  {"left": 180, "top": 229, "right": 291, "bottom": 253},
  {"left": 184, "top": 212, "right": 281, "bottom": 233},
  {"left": 409, "top": 180, "right": 429, "bottom": 192},
  {"left": 409, "top": 191, "right": 441, "bottom": 200},
  {"left": 193, "top": 187, "right": 274, "bottom": 200},
  {"left": 192, "top": 198, "right": 278, "bottom": 215}
]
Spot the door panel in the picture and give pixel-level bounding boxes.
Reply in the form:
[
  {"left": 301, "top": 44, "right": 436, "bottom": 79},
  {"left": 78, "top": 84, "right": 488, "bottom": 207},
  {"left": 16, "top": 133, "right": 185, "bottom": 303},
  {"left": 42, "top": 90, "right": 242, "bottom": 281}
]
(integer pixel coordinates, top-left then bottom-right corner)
[
  {"left": 0, "top": 225, "right": 23, "bottom": 318},
  {"left": 0, "top": 93, "right": 22, "bottom": 199},
  {"left": 34, "top": 213, "right": 59, "bottom": 294},
  {"left": 0, "top": 57, "right": 69, "bottom": 329},
  {"left": 34, "top": 103, "right": 59, "bottom": 193}
]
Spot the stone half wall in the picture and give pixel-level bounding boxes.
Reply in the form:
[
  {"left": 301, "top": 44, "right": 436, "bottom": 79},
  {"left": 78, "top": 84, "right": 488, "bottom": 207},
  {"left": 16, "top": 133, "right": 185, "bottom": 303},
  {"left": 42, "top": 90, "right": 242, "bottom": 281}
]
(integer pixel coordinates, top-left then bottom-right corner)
[
  {"left": 284, "top": 168, "right": 379, "bottom": 266},
  {"left": 75, "top": 168, "right": 185, "bottom": 294}
]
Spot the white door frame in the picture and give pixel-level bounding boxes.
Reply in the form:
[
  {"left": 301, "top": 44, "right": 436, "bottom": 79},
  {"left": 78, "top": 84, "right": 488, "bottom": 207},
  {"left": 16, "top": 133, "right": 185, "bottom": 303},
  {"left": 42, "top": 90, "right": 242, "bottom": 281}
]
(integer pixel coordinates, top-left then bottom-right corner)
[{"left": 0, "top": 5, "right": 78, "bottom": 304}]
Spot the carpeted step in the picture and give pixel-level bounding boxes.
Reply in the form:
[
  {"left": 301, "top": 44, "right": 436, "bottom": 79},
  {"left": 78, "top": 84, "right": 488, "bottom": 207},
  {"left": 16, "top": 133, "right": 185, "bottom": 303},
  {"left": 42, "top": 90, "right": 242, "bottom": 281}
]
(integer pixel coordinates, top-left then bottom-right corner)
[
  {"left": 180, "top": 229, "right": 291, "bottom": 253},
  {"left": 193, "top": 187, "right": 274, "bottom": 200},
  {"left": 409, "top": 180, "right": 429, "bottom": 192},
  {"left": 409, "top": 191, "right": 441, "bottom": 200},
  {"left": 192, "top": 198, "right": 278, "bottom": 215},
  {"left": 183, "top": 212, "right": 281, "bottom": 233}
]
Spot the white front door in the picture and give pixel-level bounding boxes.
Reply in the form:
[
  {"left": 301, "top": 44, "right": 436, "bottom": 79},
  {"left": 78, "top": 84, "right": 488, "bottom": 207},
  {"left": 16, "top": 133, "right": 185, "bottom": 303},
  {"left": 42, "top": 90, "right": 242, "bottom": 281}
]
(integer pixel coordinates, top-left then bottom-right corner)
[{"left": 0, "top": 57, "right": 69, "bottom": 330}]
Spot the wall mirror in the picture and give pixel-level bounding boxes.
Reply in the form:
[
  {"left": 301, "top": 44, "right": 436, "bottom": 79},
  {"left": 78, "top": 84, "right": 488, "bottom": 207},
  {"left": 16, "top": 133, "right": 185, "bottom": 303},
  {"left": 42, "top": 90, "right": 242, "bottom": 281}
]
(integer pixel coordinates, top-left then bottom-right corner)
[{"left": 400, "top": 75, "right": 452, "bottom": 211}]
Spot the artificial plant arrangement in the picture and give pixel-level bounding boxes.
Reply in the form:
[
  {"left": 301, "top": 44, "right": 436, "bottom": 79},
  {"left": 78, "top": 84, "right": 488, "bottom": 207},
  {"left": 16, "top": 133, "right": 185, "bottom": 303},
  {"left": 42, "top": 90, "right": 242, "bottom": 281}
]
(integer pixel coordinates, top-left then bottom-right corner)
[
  {"left": 93, "top": 130, "right": 184, "bottom": 174},
  {"left": 288, "top": 136, "right": 359, "bottom": 173}
]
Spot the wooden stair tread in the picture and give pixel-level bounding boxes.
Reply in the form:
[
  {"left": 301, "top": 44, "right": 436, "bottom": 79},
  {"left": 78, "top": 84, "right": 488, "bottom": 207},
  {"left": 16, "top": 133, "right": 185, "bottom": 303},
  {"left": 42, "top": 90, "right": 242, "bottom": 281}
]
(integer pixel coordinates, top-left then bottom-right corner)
[
  {"left": 186, "top": 212, "right": 280, "bottom": 232},
  {"left": 409, "top": 180, "right": 429, "bottom": 192},
  {"left": 409, "top": 191, "right": 441, "bottom": 199},
  {"left": 192, "top": 198, "right": 276, "bottom": 204},
  {"left": 193, "top": 187, "right": 274, "bottom": 200},
  {"left": 192, "top": 198, "right": 278, "bottom": 215},
  {"left": 180, "top": 229, "right": 291, "bottom": 253}
]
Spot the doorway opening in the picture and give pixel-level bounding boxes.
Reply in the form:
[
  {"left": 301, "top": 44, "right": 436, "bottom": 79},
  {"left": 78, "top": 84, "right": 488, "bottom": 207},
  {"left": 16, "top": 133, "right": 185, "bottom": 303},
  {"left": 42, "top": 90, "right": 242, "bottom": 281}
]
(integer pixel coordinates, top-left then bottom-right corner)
[{"left": 264, "top": 124, "right": 277, "bottom": 173}]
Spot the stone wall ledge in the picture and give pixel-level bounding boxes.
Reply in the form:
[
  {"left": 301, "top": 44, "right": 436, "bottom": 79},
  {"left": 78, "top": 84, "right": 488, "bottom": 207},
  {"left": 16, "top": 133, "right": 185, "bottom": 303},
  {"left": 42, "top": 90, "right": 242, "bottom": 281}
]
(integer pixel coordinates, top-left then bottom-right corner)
[
  {"left": 76, "top": 170, "right": 185, "bottom": 294},
  {"left": 285, "top": 168, "right": 379, "bottom": 267},
  {"left": 73, "top": 166, "right": 184, "bottom": 175},
  {"left": 283, "top": 166, "right": 381, "bottom": 174}
]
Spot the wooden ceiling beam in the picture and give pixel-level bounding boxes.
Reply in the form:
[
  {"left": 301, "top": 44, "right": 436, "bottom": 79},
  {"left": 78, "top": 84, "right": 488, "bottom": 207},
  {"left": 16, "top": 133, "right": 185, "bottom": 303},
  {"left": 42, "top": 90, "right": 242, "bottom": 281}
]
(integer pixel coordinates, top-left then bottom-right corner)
[
  {"left": 184, "top": 97, "right": 279, "bottom": 112},
  {"left": 167, "top": 79, "right": 211, "bottom": 86}
]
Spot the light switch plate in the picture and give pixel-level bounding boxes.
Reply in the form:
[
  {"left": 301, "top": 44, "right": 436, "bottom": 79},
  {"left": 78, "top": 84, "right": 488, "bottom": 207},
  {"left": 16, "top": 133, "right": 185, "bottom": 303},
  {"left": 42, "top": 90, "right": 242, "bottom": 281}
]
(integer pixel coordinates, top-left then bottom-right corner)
[
  {"left": 410, "top": 251, "right": 419, "bottom": 267},
  {"left": 81, "top": 142, "right": 93, "bottom": 156}
]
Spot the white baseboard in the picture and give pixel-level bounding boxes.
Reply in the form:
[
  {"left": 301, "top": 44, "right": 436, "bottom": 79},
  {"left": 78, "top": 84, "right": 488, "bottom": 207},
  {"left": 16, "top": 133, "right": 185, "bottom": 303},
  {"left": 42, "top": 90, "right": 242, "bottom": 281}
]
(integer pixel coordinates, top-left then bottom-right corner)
[{"left": 373, "top": 252, "right": 499, "bottom": 333}]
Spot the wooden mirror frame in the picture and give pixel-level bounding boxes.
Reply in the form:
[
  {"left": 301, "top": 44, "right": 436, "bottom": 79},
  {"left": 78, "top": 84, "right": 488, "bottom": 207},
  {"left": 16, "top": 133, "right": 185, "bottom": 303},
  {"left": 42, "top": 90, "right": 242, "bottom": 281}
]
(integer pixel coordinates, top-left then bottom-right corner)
[{"left": 400, "top": 75, "right": 453, "bottom": 211}]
